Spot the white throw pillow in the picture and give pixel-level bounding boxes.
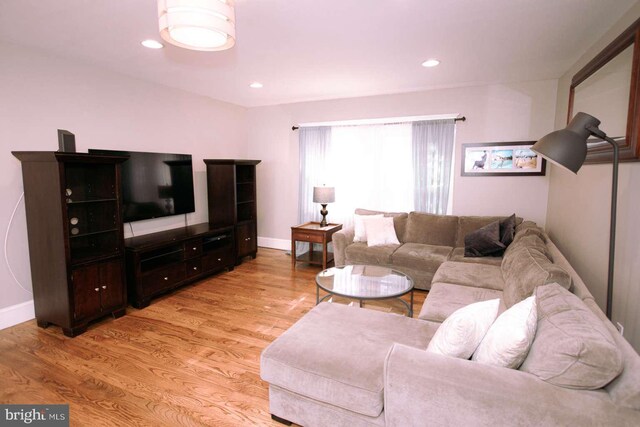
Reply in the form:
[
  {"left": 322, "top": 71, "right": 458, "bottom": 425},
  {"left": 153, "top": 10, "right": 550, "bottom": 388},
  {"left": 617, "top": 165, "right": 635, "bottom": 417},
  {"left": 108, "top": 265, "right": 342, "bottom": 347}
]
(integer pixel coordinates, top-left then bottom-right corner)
[
  {"left": 472, "top": 295, "right": 537, "bottom": 369},
  {"left": 353, "top": 214, "right": 383, "bottom": 242},
  {"left": 365, "top": 216, "right": 400, "bottom": 247},
  {"left": 426, "top": 299, "right": 500, "bottom": 359}
]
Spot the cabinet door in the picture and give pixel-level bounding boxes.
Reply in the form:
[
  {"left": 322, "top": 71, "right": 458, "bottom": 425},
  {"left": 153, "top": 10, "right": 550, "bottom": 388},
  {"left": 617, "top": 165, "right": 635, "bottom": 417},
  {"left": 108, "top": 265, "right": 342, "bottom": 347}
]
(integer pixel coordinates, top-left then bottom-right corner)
[
  {"left": 206, "top": 164, "right": 236, "bottom": 227},
  {"left": 236, "top": 222, "right": 257, "bottom": 258},
  {"left": 98, "top": 260, "right": 125, "bottom": 311},
  {"left": 72, "top": 264, "right": 102, "bottom": 321}
]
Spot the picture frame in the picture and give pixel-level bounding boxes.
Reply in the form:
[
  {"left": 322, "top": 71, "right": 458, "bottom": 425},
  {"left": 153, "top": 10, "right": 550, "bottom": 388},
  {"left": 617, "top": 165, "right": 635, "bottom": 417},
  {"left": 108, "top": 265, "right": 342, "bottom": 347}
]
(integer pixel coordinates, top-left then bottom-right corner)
[{"left": 461, "top": 141, "right": 546, "bottom": 176}]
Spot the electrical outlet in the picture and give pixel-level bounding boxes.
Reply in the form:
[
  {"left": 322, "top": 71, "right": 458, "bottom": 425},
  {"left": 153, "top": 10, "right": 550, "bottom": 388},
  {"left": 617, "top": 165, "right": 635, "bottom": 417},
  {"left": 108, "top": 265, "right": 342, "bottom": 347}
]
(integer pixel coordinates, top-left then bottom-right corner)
[{"left": 616, "top": 322, "right": 624, "bottom": 336}]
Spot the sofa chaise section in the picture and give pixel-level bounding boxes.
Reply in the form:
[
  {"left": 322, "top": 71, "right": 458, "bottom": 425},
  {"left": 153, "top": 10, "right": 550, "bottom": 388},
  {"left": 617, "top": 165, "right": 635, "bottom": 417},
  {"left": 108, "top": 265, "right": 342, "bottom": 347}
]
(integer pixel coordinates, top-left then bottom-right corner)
[{"left": 261, "top": 302, "right": 439, "bottom": 425}]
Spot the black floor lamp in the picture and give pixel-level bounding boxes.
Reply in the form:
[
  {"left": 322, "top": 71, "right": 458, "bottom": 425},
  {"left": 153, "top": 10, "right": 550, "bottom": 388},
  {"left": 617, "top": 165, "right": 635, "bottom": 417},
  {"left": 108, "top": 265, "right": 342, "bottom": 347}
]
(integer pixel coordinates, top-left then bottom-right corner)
[{"left": 532, "top": 112, "right": 619, "bottom": 319}]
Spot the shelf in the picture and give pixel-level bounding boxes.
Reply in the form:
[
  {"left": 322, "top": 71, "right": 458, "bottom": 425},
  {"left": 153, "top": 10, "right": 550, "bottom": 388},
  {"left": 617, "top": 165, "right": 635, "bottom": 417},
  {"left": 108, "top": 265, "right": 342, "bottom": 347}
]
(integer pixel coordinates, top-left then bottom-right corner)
[
  {"left": 203, "top": 234, "right": 231, "bottom": 244},
  {"left": 141, "top": 248, "right": 184, "bottom": 263},
  {"left": 69, "top": 228, "right": 118, "bottom": 239},
  {"left": 66, "top": 198, "right": 117, "bottom": 205},
  {"left": 70, "top": 247, "right": 121, "bottom": 265},
  {"left": 236, "top": 200, "right": 255, "bottom": 205}
]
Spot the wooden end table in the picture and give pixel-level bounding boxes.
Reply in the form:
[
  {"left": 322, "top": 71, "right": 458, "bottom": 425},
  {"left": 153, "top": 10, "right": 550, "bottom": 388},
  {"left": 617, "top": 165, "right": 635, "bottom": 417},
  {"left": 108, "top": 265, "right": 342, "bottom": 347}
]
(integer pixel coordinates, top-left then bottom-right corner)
[{"left": 291, "top": 222, "right": 342, "bottom": 269}]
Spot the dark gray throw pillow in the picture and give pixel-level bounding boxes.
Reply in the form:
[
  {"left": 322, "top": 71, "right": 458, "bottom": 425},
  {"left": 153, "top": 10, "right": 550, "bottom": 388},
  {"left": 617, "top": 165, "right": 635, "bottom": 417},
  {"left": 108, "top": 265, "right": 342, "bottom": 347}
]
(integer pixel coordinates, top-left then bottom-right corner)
[
  {"left": 464, "top": 220, "right": 506, "bottom": 257},
  {"left": 499, "top": 214, "right": 517, "bottom": 247}
]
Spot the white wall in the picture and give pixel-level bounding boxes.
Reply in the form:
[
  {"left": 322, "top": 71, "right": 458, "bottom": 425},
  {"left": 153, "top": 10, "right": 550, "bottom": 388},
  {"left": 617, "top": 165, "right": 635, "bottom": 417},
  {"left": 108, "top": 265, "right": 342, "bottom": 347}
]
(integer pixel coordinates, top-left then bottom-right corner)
[
  {"left": 247, "top": 80, "right": 558, "bottom": 245},
  {"left": 547, "top": 2, "right": 640, "bottom": 352},
  {"left": 0, "top": 41, "right": 248, "bottom": 318}
]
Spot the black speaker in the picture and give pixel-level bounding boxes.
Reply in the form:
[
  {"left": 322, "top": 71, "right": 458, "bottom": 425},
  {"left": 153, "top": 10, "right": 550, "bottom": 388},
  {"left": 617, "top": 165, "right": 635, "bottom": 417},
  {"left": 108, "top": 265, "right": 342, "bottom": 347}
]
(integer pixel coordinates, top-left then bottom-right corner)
[{"left": 57, "top": 129, "right": 76, "bottom": 152}]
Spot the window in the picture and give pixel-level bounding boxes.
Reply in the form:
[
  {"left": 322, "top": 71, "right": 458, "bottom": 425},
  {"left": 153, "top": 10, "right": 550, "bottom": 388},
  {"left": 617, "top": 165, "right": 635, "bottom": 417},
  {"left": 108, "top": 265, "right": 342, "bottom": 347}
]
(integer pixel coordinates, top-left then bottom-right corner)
[{"left": 298, "top": 119, "right": 455, "bottom": 227}]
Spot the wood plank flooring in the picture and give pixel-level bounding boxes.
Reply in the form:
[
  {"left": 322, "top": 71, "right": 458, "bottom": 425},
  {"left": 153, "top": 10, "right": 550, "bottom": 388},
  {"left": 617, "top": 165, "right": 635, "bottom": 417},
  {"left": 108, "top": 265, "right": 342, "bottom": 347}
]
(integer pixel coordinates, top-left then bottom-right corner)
[{"left": 0, "top": 248, "right": 426, "bottom": 426}]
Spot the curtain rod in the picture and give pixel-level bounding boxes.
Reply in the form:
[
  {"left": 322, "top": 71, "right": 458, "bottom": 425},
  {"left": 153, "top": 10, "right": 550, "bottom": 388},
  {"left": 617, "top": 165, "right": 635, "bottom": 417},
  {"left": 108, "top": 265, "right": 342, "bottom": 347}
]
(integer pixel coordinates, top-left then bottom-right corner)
[{"left": 292, "top": 116, "right": 466, "bottom": 131}]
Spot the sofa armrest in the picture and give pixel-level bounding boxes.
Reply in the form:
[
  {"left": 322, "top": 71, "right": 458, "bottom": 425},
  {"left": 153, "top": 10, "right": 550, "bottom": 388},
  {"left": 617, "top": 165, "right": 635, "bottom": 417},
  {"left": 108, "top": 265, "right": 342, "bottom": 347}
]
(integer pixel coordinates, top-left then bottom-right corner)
[
  {"left": 383, "top": 344, "right": 638, "bottom": 426},
  {"left": 332, "top": 228, "right": 354, "bottom": 266}
]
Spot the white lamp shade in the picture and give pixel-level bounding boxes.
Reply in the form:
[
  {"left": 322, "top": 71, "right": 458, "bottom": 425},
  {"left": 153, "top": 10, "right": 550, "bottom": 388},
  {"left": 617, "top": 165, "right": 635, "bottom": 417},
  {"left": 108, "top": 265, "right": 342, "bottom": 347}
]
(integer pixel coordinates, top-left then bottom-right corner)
[
  {"left": 158, "top": 0, "right": 235, "bottom": 51},
  {"left": 313, "top": 187, "right": 335, "bottom": 204}
]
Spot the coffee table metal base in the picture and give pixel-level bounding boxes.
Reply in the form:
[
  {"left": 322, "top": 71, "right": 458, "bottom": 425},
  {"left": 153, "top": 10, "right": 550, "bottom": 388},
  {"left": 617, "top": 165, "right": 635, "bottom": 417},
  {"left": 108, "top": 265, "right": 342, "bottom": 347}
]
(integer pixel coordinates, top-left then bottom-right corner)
[{"left": 316, "top": 285, "right": 414, "bottom": 317}]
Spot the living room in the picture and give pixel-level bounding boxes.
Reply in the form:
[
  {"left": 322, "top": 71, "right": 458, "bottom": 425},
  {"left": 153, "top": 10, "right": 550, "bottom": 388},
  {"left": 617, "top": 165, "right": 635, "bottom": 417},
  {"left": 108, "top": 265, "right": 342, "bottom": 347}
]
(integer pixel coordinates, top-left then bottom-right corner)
[{"left": 1, "top": 1, "right": 640, "bottom": 425}]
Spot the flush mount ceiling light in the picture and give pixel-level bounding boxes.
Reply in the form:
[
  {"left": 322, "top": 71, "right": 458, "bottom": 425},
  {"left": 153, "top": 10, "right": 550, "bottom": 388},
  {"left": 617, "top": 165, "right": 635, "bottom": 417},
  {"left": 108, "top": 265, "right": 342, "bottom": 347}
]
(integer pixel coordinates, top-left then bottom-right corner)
[
  {"left": 158, "top": 0, "right": 235, "bottom": 51},
  {"left": 141, "top": 39, "right": 164, "bottom": 49},
  {"left": 421, "top": 59, "right": 440, "bottom": 67},
  {"left": 249, "top": 82, "right": 263, "bottom": 88}
]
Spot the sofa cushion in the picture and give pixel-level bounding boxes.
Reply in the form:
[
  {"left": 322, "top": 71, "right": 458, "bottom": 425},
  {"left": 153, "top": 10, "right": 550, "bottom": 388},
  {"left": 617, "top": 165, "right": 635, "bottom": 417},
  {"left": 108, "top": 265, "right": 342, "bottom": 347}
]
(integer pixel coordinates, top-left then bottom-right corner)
[
  {"left": 473, "top": 295, "right": 537, "bottom": 369},
  {"left": 390, "top": 243, "right": 452, "bottom": 273},
  {"left": 355, "top": 208, "right": 408, "bottom": 243},
  {"left": 432, "top": 261, "right": 504, "bottom": 291},
  {"left": 512, "top": 226, "right": 547, "bottom": 246},
  {"left": 501, "top": 245, "right": 571, "bottom": 308},
  {"left": 464, "top": 220, "right": 506, "bottom": 257},
  {"left": 344, "top": 242, "right": 400, "bottom": 265},
  {"left": 418, "top": 282, "right": 503, "bottom": 323},
  {"left": 499, "top": 214, "right": 517, "bottom": 247},
  {"left": 520, "top": 284, "right": 623, "bottom": 390},
  {"left": 455, "top": 216, "right": 502, "bottom": 247},
  {"left": 503, "top": 233, "right": 549, "bottom": 260},
  {"left": 448, "top": 247, "right": 502, "bottom": 266},
  {"left": 353, "top": 213, "right": 383, "bottom": 242},
  {"left": 515, "top": 220, "right": 539, "bottom": 233},
  {"left": 427, "top": 299, "right": 500, "bottom": 359},
  {"left": 260, "top": 303, "right": 438, "bottom": 417},
  {"left": 365, "top": 216, "right": 400, "bottom": 247},
  {"left": 404, "top": 212, "right": 458, "bottom": 246},
  {"left": 455, "top": 215, "right": 523, "bottom": 247}
]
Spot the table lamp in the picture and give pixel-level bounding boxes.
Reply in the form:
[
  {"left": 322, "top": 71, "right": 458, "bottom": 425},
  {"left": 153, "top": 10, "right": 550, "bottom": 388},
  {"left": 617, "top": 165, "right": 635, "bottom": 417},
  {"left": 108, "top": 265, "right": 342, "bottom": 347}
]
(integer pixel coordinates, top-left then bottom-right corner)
[{"left": 313, "top": 186, "right": 335, "bottom": 227}]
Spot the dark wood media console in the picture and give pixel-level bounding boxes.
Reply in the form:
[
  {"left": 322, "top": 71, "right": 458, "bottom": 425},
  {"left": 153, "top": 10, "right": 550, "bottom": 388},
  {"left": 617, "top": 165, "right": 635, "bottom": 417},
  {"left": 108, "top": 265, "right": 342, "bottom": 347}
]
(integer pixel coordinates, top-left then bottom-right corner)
[{"left": 125, "top": 222, "right": 235, "bottom": 308}]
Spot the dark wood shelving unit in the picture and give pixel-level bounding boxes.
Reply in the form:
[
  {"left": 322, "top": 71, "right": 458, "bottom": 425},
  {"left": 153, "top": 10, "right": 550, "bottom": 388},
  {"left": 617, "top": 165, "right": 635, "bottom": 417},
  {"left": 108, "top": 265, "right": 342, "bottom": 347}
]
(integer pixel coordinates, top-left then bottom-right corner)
[
  {"left": 12, "top": 151, "right": 129, "bottom": 337},
  {"left": 204, "top": 159, "right": 261, "bottom": 264},
  {"left": 124, "top": 222, "right": 235, "bottom": 308}
]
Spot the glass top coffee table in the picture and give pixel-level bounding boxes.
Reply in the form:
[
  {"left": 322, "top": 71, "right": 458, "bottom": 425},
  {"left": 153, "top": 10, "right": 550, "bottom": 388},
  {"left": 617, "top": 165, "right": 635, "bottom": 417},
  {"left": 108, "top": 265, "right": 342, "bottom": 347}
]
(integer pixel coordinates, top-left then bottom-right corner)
[{"left": 315, "top": 265, "right": 414, "bottom": 317}]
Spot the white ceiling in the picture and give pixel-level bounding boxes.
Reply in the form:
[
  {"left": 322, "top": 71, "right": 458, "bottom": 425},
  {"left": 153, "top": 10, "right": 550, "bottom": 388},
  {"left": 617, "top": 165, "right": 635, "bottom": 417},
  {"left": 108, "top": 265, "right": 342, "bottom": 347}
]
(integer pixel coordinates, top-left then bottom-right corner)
[{"left": 0, "top": 0, "right": 636, "bottom": 107}]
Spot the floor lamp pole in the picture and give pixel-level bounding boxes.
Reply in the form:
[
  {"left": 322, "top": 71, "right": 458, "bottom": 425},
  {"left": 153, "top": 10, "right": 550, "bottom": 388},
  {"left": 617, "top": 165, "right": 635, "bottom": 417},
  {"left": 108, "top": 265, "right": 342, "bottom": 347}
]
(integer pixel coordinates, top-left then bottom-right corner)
[{"left": 602, "top": 135, "right": 619, "bottom": 320}]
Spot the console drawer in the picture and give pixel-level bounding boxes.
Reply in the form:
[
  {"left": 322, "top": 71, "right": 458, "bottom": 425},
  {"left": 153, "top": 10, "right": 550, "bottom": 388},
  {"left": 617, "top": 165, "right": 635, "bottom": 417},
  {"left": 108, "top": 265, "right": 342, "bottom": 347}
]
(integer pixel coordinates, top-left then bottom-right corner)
[
  {"left": 202, "top": 249, "right": 233, "bottom": 273},
  {"left": 184, "top": 240, "right": 202, "bottom": 259},
  {"left": 141, "top": 263, "right": 186, "bottom": 295},
  {"left": 186, "top": 258, "right": 202, "bottom": 278}
]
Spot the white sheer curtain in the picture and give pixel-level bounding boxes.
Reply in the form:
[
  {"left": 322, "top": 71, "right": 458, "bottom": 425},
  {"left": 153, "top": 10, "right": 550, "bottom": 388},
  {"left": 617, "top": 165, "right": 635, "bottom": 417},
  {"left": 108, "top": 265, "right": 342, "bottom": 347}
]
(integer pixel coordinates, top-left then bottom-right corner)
[
  {"left": 413, "top": 119, "right": 455, "bottom": 214},
  {"left": 297, "top": 126, "right": 332, "bottom": 225},
  {"left": 297, "top": 119, "right": 455, "bottom": 229}
]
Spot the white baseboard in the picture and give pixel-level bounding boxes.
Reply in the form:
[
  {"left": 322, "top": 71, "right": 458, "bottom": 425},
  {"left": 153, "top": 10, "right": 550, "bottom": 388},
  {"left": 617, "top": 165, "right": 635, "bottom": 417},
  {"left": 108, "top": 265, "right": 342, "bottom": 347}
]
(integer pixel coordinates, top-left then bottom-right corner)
[
  {"left": 0, "top": 300, "right": 35, "bottom": 330},
  {"left": 258, "top": 236, "right": 290, "bottom": 251}
]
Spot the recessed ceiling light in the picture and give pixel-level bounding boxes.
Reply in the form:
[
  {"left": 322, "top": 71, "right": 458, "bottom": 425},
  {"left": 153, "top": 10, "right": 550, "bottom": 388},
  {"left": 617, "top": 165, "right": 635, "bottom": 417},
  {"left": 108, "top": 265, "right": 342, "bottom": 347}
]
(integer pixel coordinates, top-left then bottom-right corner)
[
  {"left": 421, "top": 59, "right": 440, "bottom": 68},
  {"left": 249, "top": 82, "right": 263, "bottom": 89},
  {"left": 142, "top": 39, "right": 164, "bottom": 49}
]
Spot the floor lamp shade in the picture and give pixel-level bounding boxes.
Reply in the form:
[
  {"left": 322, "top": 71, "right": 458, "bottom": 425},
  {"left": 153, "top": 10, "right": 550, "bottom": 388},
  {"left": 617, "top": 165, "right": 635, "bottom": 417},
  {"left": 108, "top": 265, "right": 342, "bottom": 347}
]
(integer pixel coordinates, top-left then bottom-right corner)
[
  {"left": 531, "top": 112, "right": 601, "bottom": 173},
  {"left": 532, "top": 111, "right": 618, "bottom": 320}
]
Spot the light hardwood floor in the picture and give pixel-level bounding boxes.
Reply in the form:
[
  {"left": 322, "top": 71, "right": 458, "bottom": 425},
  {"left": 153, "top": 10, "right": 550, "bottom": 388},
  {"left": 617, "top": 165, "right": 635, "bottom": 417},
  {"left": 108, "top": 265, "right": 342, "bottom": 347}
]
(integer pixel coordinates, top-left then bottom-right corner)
[{"left": 0, "top": 248, "right": 426, "bottom": 426}]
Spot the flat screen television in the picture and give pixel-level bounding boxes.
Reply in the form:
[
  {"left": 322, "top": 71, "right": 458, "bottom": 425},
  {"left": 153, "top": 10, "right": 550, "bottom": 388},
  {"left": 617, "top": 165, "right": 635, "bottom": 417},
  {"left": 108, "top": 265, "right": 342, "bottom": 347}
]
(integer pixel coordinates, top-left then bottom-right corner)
[{"left": 89, "top": 149, "right": 196, "bottom": 223}]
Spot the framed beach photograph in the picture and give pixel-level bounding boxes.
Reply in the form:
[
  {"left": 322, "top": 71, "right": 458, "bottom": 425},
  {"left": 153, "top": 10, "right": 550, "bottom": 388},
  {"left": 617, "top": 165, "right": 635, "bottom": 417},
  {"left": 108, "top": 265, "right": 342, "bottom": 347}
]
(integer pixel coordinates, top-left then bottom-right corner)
[{"left": 461, "top": 141, "right": 546, "bottom": 176}]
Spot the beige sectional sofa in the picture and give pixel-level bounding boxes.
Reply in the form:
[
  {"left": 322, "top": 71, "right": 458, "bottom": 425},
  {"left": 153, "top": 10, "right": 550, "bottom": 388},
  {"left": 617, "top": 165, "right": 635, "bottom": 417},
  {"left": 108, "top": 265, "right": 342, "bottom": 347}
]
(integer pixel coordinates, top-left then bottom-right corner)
[{"left": 260, "top": 212, "right": 640, "bottom": 426}]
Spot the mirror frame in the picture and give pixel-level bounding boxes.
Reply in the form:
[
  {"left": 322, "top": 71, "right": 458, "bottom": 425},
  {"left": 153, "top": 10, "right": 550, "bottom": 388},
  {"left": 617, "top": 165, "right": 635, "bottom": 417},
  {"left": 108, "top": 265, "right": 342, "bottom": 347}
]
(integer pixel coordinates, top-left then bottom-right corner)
[{"left": 569, "top": 17, "right": 640, "bottom": 164}]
